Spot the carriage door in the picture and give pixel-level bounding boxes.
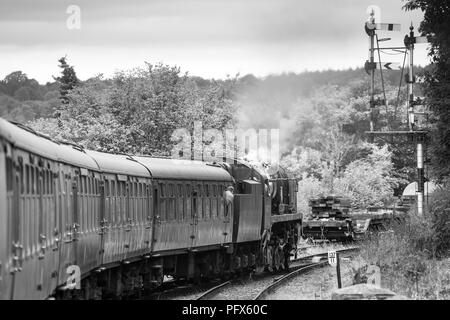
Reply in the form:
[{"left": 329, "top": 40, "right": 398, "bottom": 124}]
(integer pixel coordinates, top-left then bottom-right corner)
[
  {"left": 124, "top": 179, "right": 132, "bottom": 258},
  {"left": 145, "top": 182, "right": 154, "bottom": 253},
  {"left": 222, "top": 185, "right": 232, "bottom": 244},
  {"left": 8, "top": 148, "right": 22, "bottom": 299},
  {"left": 57, "top": 166, "right": 78, "bottom": 286},
  {"left": 0, "top": 143, "right": 10, "bottom": 299},
  {"left": 36, "top": 161, "right": 46, "bottom": 295},
  {"left": 190, "top": 188, "right": 199, "bottom": 248},
  {"left": 151, "top": 184, "right": 162, "bottom": 252},
  {"left": 98, "top": 178, "right": 106, "bottom": 265}
]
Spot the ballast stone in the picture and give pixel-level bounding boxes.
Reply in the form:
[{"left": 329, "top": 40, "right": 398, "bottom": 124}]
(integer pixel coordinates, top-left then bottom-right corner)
[{"left": 331, "top": 284, "right": 407, "bottom": 300}]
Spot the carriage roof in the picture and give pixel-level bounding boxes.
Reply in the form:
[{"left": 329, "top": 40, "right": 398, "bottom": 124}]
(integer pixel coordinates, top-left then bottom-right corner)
[
  {"left": 85, "top": 150, "right": 150, "bottom": 177},
  {"left": 0, "top": 118, "right": 99, "bottom": 170},
  {"left": 133, "top": 156, "right": 233, "bottom": 181},
  {"left": 1, "top": 118, "right": 233, "bottom": 182}
]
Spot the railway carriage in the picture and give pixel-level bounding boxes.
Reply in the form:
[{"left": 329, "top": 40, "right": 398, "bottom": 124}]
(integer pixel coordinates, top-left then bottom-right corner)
[{"left": 0, "top": 118, "right": 301, "bottom": 299}]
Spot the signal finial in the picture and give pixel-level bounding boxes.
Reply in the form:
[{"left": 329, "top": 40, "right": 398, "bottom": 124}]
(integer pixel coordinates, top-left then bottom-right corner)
[{"left": 370, "top": 9, "right": 375, "bottom": 24}]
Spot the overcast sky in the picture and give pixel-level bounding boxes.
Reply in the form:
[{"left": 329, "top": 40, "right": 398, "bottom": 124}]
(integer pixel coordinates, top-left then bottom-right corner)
[{"left": 0, "top": 0, "right": 429, "bottom": 83}]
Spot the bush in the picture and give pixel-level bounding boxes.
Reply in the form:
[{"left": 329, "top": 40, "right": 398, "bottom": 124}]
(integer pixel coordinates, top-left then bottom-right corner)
[
  {"left": 427, "top": 182, "right": 450, "bottom": 257},
  {"left": 353, "top": 191, "right": 450, "bottom": 299}
]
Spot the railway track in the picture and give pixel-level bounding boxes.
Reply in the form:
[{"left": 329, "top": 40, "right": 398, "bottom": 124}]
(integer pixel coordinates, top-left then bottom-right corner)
[
  {"left": 193, "top": 246, "right": 359, "bottom": 300},
  {"left": 254, "top": 247, "right": 359, "bottom": 300}
]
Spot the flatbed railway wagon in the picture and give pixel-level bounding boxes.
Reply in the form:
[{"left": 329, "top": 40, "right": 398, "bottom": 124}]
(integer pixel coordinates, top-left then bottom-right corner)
[
  {"left": 302, "top": 196, "right": 353, "bottom": 241},
  {"left": 351, "top": 206, "right": 409, "bottom": 240}
]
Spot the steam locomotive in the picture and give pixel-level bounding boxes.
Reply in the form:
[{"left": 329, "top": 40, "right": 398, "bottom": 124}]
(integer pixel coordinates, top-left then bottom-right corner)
[{"left": 0, "top": 118, "right": 301, "bottom": 299}]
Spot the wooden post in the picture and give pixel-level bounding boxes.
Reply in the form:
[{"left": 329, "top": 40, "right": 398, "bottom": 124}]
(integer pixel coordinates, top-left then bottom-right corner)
[{"left": 336, "top": 252, "right": 342, "bottom": 289}]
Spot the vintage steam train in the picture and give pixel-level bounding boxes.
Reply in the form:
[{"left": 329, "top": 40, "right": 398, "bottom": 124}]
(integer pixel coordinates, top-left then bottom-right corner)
[{"left": 0, "top": 118, "right": 301, "bottom": 300}]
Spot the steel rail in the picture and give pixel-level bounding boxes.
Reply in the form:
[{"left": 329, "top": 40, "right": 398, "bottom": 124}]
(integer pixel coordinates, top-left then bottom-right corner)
[
  {"left": 254, "top": 247, "right": 360, "bottom": 300},
  {"left": 195, "top": 281, "right": 232, "bottom": 300},
  {"left": 188, "top": 247, "right": 360, "bottom": 300}
]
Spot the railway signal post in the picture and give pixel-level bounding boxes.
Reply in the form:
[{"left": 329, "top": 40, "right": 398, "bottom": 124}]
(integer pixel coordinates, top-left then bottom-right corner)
[{"left": 364, "top": 10, "right": 430, "bottom": 216}]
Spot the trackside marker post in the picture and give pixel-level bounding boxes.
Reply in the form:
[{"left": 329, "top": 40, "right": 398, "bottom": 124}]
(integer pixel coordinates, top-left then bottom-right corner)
[{"left": 328, "top": 250, "right": 342, "bottom": 288}]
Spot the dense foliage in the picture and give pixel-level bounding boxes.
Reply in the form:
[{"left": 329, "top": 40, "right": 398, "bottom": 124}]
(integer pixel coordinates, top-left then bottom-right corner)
[{"left": 28, "top": 63, "right": 237, "bottom": 157}]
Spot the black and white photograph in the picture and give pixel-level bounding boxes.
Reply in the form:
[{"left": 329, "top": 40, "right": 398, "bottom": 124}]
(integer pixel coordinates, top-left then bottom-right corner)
[{"left": 0, "top": 0, "right": 449, "bottom": 307}]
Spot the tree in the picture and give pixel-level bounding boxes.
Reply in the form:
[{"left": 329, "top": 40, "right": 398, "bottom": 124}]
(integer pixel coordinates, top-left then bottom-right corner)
[
  {"left": 1, "top": 71, "right": 29, "bottom": 96},
  {"left": 54, "top": 56, "right": 79, "bottom": 105},
  {"left": 29, "top": 63, "right": 238, "bottom": 157},
  {"left": 404, "top": 0, "right": 450, "bottom": 180},
  {"left": 335, "top": 144, "right": 403, "bottom": 207}
]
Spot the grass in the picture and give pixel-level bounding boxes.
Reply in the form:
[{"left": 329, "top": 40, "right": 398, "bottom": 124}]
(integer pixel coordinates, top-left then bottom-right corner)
[{"left": 351, "top": 205, "right": 450, "bottom": 299}]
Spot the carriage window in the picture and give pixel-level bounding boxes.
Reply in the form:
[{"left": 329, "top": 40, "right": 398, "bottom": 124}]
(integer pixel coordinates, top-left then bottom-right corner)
[
  {"left": 37, "top": 169, "right": 41, "bottom": 194},
  {"left": 123, "top": 182, "right": 127, "bottom": 196},
  {"left": 169, "top": 184, "right": 175, "bottom": 220},
  {"left": 118, "top": 182, "right": 124, "bottom": 223},
  {"left": 160, "top": 183, "right": 165, "bottom": 198},
  {"left": 41, "top": 170, "right": 45, "bottom": 194},
  {"left": 44, "top": 170, "right": 48, "bottom": 194},
  {"left": 81, "top": 176, "right": 85, "bottom": 194},
  {"left": 213, "top": 185, "right": 217, "bottom": 197},
  {"left": 5, "top": 157, "right": 13, "bottom": 191},
  {"left": 25, "top": 165, "right": 29, "bottom": 194},
  {"left": 186, "top": 184, "right": 191, "bottom": 197},
  {"left": 43, "top": 170, "right": 47, "bottom": 196},
  {"left": 192, "top": 192, "right": 198, "bottom": 218},
  {"left": 88, "top": 177, "right": 92, "bottom": 195},
  {"left": 205, "top": 184, "right": 210, "bottom": 197},
  {"left": 34, "top": 167, "right": 38, "bottom": 194},
  {"left": 47, "top": 170, "right": 51, "bottom": 194},
  {"left": 20, "top": 165, "right": 24, "bottom": 194},
  {"left": 105, "top": 180, "right": 110, "bottom": 196},
  {"left": 50, "top": 171, "right": 54, "bottom": 194},
  {"left": 197, "top": 184, "right": 202, "bottom": 197},
  {"left": 31, "top": 166, "right": 35, "bottom": 194},
  {"left": 42, "top": 170, "right": 49, "bottom": 194},
  {"left": 86, "top": 178, "right": 90, "bottom": 231}
]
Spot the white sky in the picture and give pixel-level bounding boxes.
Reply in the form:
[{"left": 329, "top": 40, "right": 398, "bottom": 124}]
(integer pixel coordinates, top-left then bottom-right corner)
[{"left": 0, "top": 0, "right": 430, "bottom": 83}]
